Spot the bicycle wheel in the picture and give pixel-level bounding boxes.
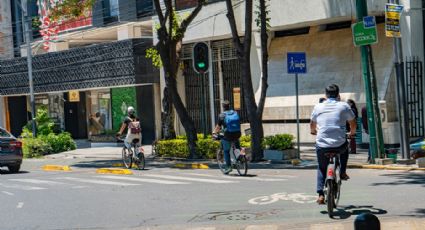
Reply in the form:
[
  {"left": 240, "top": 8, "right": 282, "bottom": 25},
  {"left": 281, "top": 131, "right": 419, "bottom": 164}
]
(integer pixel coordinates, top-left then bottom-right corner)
[
  {"left": 335, "top": 167, "right": 341, "bottom": 207},
  {"left": 122, "top": 147, "right": 133, "bottom": 169},
  {"left": 326, "top": 180, "right": 335, "bottom": 218},
  {"left": 134, "top": 147, "right": 145, "bottom": 170},
  {"left": 216, "top": 148, "right": 227, "bottom": 174},
  {"left": 236, "top": 154, "right": 248, "bottom": 176}
]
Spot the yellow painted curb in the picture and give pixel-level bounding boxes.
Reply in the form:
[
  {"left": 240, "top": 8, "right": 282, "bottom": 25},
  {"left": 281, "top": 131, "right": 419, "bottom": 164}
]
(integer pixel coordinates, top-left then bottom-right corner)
[
  {"left": 359, "top": 164, "right": 425, "bottom": 171},
  {"left": 96, "top": 168, "right": 133, "bottom": 175},
  {"left": 174, "top": 163, "right": 209, "bottom": 169},
  {"left": 111, "top": 163, "right": 139, "bottom": 169},
  {"left": 42, "top": 165, "right": 72, "bottom": 171}
]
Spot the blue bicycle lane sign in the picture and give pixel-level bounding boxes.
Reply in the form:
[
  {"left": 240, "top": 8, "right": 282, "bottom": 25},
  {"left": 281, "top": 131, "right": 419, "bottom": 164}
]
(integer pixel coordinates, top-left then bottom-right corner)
[{"left": 287, "top": 52, "right": 307, "bottom": 74}]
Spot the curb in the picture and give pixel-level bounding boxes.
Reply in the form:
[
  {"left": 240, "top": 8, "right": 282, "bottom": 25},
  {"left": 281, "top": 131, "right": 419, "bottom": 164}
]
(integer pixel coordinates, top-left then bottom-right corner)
[
  {"left": 111, "top": 163, "right": 139, "bottom": 169},
  {"left": 356, "top": 164, "right": 425, "bottom": 171},
  {"left": 42, "top": 165, "right": 72, "bottom": 171},
  {"left": 96, "top": 168, "right": 133, "bottom": 175},
  {"left": 173, "top": 163, "right": 209, "bottom": 169}
]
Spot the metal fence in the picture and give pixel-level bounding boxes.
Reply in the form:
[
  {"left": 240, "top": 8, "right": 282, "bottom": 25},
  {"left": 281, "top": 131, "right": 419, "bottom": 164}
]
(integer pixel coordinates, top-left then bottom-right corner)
[
  {"left": 183, "top": 39, "right": 249, "bottom": 132},
  {"left": 405, "top": 56, "right": 424, "bottom": 137}
]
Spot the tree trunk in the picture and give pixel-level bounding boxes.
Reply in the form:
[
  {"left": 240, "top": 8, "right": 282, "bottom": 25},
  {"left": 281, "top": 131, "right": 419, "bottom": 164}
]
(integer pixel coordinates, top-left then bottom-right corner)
[
  {"left": 166, "top": 75, "right": 198, "bottom": 158},
  {"left": 240, "top": 56, "right": 264, "bottom": 161},
  {"left": 161, "top": 87, "right": 176, "bottom": 139}
]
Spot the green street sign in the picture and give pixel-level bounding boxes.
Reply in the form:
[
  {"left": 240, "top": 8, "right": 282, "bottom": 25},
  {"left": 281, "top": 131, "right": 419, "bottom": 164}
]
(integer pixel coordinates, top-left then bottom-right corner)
[{"left": 352, "top": 21, "right": 378, "bottom": 47}]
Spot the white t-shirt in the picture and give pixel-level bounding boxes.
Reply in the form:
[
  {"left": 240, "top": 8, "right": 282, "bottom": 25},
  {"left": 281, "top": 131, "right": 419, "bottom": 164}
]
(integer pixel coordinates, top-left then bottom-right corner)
[{"left": 311, "top": 98, "right": 355, "bottom": 148}]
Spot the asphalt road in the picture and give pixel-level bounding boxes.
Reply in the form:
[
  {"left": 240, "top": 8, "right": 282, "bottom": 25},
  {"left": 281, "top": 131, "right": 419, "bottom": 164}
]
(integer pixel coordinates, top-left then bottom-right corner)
[{"left": 0, "top": 159, "right": 424, "bottom": 230}]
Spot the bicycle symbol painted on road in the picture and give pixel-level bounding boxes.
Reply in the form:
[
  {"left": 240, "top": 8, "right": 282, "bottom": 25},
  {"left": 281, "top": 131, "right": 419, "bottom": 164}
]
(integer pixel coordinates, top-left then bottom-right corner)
[{"left": 248, "top": 192, "right": 317, "bottom": 205}]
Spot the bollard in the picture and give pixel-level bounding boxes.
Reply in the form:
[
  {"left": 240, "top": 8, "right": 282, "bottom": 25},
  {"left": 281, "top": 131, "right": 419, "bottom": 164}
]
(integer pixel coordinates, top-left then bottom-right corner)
[{"left": 354, "top": 213, "right": 380, "bottom": 230}]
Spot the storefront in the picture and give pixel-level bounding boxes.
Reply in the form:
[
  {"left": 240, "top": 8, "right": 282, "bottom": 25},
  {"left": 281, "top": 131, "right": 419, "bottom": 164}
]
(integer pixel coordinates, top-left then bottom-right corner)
[{"left": 0, "top": 39, "right": 160, "bottom": 143}]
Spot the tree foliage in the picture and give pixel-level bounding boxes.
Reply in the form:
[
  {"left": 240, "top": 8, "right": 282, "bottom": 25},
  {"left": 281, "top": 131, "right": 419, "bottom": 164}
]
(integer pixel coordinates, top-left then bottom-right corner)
[{"left": 49, "top": 0, "right": 95, "bottom": 21}]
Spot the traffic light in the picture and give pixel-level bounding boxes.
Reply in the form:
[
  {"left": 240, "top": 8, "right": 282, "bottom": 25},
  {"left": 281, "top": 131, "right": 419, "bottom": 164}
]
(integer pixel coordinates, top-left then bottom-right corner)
[{"left": 192, "top": 42, "right": 210, "bottom": 74}]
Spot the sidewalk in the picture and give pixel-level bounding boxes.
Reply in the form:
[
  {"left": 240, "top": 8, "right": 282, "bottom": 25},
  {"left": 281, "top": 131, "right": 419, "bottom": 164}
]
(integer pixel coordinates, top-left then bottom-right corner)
[{"left": 38, "top": 145, "right": 425, "bottom": 171}]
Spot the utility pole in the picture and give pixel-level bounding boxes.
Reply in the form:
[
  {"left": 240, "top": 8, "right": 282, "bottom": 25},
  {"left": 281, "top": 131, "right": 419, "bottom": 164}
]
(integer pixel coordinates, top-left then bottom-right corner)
[
  {"left": 19, "top": 0, "right": 37, "bottom": 137},
  {"left": 355, "top": 0, "right": 379, "bottom": 163},
  {"left": 388, "top": 0, "right": 410, "bottom": 159}
]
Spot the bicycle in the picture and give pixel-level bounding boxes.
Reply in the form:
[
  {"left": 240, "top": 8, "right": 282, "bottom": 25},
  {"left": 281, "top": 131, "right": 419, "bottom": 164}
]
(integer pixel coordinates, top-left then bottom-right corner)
[
  {"left": 323, "top": 150, "right": 342, "bottom": 218},
  {"left": 214, "top": 134, "right": 248, "bottom": 176},
  {"left": 117, "top": 136, "right": 145, "bottom": 170}
]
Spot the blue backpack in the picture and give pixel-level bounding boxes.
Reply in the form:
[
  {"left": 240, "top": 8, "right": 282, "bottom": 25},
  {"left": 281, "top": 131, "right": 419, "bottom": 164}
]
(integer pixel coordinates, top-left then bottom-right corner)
[{"left": 224, "top": 110, "right": 241, "bottom": 133}]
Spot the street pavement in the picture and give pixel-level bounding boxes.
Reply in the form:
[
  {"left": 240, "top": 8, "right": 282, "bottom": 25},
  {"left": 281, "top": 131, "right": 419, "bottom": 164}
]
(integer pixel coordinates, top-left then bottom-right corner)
[{"left": 0, "top": 147, "right": 424, "bottom": 230}]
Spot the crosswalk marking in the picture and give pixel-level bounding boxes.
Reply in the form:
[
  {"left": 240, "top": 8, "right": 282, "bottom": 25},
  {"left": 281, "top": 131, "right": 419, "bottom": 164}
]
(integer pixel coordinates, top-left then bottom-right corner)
[
  {"left": 57, "top": 177, "right": 140, "bottom": 186},
  {"left": 143, "top": 174, "right": 235, "bottom": 184},
  {"left": 96, "top": 175, "right": 189, "bottom": 185},
  {"left": 0, "top": 182, "right": 46, "bottom": 190},
  {"left": 9, "top": 179, "right": 68, "bottom": 185},
  {"left": 2, "top": 191, "right": 14, "bottom": 196},
  {"left": 181, "top": 173, "right": 287, "bottom": 182}
]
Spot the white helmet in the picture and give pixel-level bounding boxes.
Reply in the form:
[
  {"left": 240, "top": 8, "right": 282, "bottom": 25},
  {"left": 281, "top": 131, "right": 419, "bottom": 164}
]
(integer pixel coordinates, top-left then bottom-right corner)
[{"left": 127, "top": 106, "right": 135, "bottom": 115}]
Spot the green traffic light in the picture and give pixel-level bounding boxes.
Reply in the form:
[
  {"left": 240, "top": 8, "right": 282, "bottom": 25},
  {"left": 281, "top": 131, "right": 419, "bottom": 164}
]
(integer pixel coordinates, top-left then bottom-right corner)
[{"left": 197, "top": 62, "right": 206, "bottom": 68}]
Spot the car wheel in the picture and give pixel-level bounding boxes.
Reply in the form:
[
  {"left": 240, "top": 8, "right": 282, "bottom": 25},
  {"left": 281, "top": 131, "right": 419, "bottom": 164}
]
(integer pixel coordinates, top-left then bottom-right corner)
[{"left": 8, "top": 165, "right": 21, "bottom": 173}]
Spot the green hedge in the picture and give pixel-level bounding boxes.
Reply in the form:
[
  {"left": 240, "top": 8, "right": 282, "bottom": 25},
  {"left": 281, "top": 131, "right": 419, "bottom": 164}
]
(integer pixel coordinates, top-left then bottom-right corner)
[
  {"left": 155, "top": 135, "right": 220, "bottom": 159},
  {"left": 262, "top": 134, "right": 294, "bottom": 150},
  {"left": 20, "top": 108, "right": 77, "bottom": 158}
]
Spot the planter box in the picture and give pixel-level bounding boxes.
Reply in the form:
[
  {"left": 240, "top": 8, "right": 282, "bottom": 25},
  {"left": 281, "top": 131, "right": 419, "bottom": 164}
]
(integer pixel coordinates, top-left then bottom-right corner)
[
  {"left": 264, "top": 149, "right": 298, "bottom": 161},
  {"left": 418, "top": 158, "right": 425, "bottom": 168},
  {"left": 89, "top": 135, "right": 117, "bottom": 143}
]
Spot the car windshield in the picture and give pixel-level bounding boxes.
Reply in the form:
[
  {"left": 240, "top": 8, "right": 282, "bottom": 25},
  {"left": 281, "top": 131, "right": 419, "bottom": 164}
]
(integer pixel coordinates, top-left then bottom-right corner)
[{"left": 0, "top": 129, "right": 12, "bottom": 138}]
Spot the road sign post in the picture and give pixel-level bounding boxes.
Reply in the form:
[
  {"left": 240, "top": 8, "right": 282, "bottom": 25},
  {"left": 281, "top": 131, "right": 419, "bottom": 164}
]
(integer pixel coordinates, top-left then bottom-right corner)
[{"left": 287, "top": 52, "right": 307, "bottom": 159}]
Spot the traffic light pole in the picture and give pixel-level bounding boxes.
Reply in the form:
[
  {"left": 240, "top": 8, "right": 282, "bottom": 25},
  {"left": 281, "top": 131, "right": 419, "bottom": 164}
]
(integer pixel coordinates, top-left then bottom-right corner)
[
  {"left": 389, "top": 0, "right": 410, "bottom": 159},
  {"left": 18, "top": 0, "right": 37, "bottom": 138},
  {"left": 356, "top": 0, "right": 379, "bottom": 163},
  {"left": 208, "top": 41, "right": 215, "bottom": 132}
]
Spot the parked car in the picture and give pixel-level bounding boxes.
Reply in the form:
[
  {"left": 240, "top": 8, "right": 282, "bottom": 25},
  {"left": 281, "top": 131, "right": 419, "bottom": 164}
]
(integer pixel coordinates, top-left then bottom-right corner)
[{"left": 0, "top": 127, "right": 22, "bottom": 173}]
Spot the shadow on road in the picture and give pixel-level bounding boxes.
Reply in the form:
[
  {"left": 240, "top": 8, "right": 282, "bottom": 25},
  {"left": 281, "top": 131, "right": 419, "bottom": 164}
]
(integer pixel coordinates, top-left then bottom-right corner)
[
  {"left": 0, "top": 169, "right": 29, "bottom": 175},
  {"left": 400, "top": 208, "right": 425, "bottom": 218},
  {"left": 320, "top": 205, "right": 388, "bottom": 220},
  {"left": 370, "top": 173, "right": 425, "bottom": 187}
]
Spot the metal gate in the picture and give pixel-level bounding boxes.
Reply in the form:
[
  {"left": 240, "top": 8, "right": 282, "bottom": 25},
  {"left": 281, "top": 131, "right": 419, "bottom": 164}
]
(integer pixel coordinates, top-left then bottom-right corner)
[
  {"left": 182, "top": 39, "right": 249, "bottom": 132},
  {"left": 405, "top": 56, "right": 424, "bottom": 137}
]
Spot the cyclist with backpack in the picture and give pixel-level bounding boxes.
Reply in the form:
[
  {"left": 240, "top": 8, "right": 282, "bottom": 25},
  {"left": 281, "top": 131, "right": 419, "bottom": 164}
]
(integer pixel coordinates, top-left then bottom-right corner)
[
  {"left": 213, "top": 100, "right": 242, "bottom": 174},
  {"left": 116, "top": 106, "right": 142, "bottom": 154}
]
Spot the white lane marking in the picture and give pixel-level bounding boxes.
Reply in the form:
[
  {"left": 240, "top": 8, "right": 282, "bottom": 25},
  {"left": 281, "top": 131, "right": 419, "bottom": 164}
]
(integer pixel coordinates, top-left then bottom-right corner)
[
  {"left": 57, "top": 177, "right": 139, "bottom": 186},
  {"left": 9, "top": 179, "right": 68, "bottom": 185},
  {"left": 16, "top": 202, "right": 24, "bottom": 209},
  {"left": 2, "top": 191, "right": 14, "bottom": 196},
  {"left": 0, "top": 183, "right": 46, "bottom": 190},
  {"left": 72, "top": 186, "right": 88, "bottom": 189},
  {"left": 248, "top": 192, "right": 317, "bottom": 205},
  {"left": 181, "top": 173, "right": 287, "bottom": 182},
  {"left": 143, "top": 174, "right": 235, "bottom": 184},
  {"left": 96, "top": 175, "right": 189, "bottom": 185}
]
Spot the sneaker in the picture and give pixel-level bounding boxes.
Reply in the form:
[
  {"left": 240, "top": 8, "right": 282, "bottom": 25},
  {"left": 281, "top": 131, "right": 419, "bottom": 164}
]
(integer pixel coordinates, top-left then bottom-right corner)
[
  {"left": 223, "top": 166, "right": 233, "bottom": 175},
  {"left": 316, "top": 195, "right": 325, "bottom": 205},
  {"left": 341, "top": 173, "right": 350, "bottom": 180}
]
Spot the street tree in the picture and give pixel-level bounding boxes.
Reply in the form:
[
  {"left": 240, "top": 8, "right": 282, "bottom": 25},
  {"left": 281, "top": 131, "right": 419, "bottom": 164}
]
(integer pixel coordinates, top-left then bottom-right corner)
[
  {"left": 152, "top": 0, "right": 207, "bottom": 157},
  {"left": 225, "top": 0, "right": 270, "bottom": 161}
]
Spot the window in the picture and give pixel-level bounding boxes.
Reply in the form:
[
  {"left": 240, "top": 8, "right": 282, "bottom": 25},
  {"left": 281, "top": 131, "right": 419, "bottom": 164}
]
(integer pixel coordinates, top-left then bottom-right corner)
[
  {"left": 275, "top": 27, "right": 310, "bottom": 38},
  {"left": 0, "top": 129, "right": 11, "bottom": 138},
  {"left": 109, "top": 0, "right": 119, "bottom": 16},
  {"left": 136, "top": 0, "right": 154, "bottom": 17}
]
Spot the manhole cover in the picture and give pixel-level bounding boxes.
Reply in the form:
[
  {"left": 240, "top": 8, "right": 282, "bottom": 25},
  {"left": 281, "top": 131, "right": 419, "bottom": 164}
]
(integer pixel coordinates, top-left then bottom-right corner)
[{"left": 189, "top": 209, "right": 281, "bottom": 223}]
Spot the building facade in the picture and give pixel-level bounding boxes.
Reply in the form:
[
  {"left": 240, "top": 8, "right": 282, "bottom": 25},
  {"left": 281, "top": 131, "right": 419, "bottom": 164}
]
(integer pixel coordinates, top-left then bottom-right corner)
[
  {"left": 162, "top": 0, "right": 425, "bottom": 145},
  {"left": 0, "top": 0, "right": 160, "bottom": 144}
]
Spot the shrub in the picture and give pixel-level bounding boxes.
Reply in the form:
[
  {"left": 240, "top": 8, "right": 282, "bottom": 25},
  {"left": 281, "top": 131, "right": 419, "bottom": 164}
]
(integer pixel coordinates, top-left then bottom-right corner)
[
  {"left": 24, "top": 107, "right": 55, "bottom": 136},
  {"left": 197, "top": 138, "right": 220, "bottom": 159},
  {"left": 262, "top": 134, "right": 294, "bottom": 150},
  {"left": 240, "top": 135, "right": 251, "bottom": 148},
  {"left": 44, "top": 132, "right": 76, "bottom": 153},
  {"left": 156, "top": 139, "right": 190, "bottom": 158},
  {"left": 22, "top": 137, "right": 52, "bottom": 158},
  {"left": 155, "top": 135, "right": 220, "bottom": 159}
]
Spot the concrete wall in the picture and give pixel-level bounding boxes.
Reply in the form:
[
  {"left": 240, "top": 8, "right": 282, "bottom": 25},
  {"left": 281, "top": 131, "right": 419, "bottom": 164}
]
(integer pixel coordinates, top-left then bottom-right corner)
[{"left": 0, "top": 0, "right": 13, "bottom": 59}]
